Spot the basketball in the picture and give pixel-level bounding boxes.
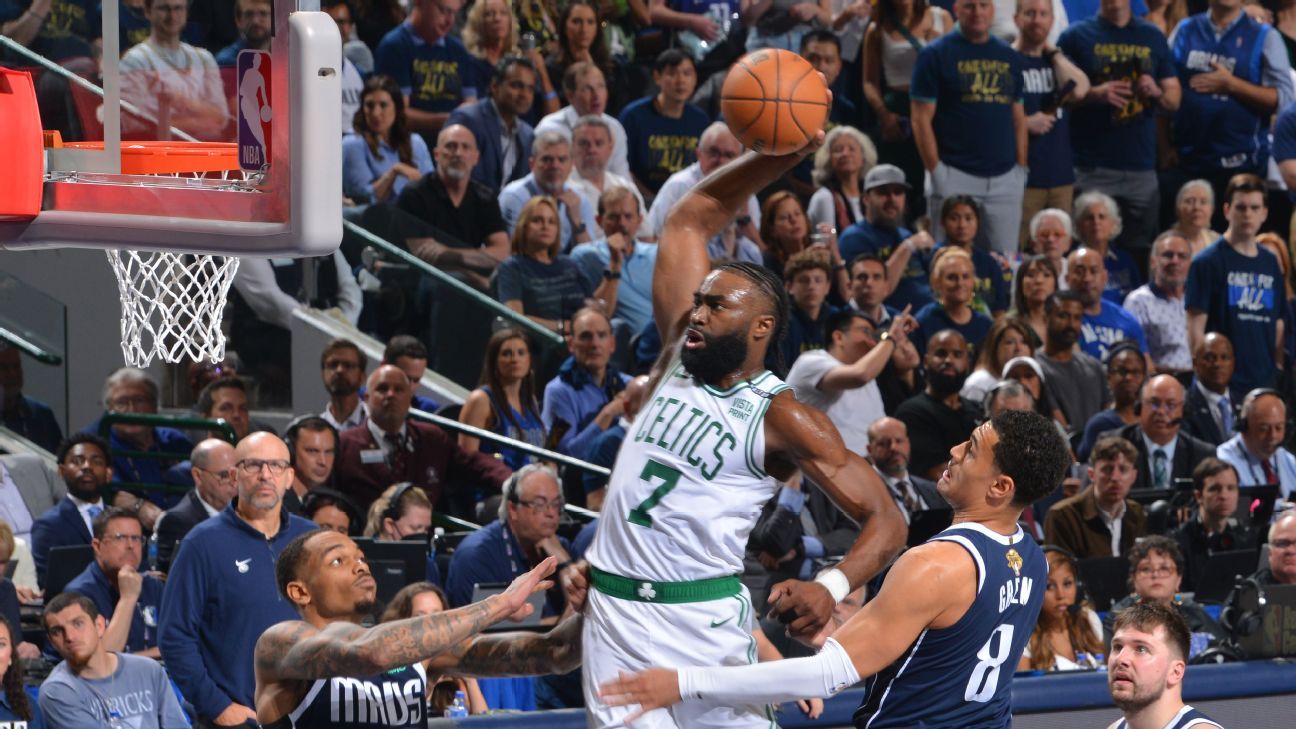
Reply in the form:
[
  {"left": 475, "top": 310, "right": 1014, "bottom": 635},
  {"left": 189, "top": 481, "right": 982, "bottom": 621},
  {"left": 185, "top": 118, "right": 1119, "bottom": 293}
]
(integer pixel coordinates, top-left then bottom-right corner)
[
  {"left": 720, "top": 49, "right": 829, "bottom": 156},
  {"left": 260, "top": 106, "right": 273, "bottom": 123}
]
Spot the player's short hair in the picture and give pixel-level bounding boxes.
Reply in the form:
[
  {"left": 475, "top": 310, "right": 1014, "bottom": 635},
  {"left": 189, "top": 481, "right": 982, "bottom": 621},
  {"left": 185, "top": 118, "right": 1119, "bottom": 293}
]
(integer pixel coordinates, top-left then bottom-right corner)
[
  {"left": 1089, "top": 435, "right": 1138, "bottom": 467},
  {"left": 196, "top": 375, "right": 246, "bottom": 417},
  {"left": 988, "top": 410, "right": 1071, "bottom": 507},
  {"left": 55, "top": 432, "right": 111, "bottom": 466},
  {"left": 1110, "top": 599, "right": 1191, "bottom": 661},
  {"left": 383, "top": 335, "right": 428, "bottom": 364},
  {"left": 714, "top": 261, "right": 791, "bottom": 375},
  {"left": 43, "top": 591, "right": 100, "bottom": 626},
  {"left": 1224, "top": 173, "right": 1266, "bottom": 205},
  {"left": 320, "top": 338, "right": 367, "bottom": 371},
  {"left": 1191, "top": 457, "right": 1237, "bottom": 494},
  {"left": 1127, "top": 535, "right": 1183, "bottom": 577},
  {"left": 276, "top": 529, "right": 328, "bottom": 601}
]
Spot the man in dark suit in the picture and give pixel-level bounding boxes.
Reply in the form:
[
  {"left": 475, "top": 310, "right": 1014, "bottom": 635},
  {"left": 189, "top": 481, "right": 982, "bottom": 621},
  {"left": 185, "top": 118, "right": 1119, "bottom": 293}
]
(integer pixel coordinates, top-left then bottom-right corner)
[
  {"left": 446, "top": 56, "right": 537, "bottom": 195},
  {"left": 1181, "top": 333, "right": 1242, "bottom": 446},
  {"left": 865, "top": 417, "right": 942, "bottom": 524},
  {"left": 31, "top": 433, "right": 112, "bottom": 587},
  {"left": 0, "top": 344, "right": 63, "bottom": 452},
  {"left": 153, "top": 439, "right": 238, "bottom": 573},
  {"left": 335, "top": 365, "right": 511, "bottom": 518},
  {"left": 1113, "top": 375, "right": 1215, "bottom": 492}
]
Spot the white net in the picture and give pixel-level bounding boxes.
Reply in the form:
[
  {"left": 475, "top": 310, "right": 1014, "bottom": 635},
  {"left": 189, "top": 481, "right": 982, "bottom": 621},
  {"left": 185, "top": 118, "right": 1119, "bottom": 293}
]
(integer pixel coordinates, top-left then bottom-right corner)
[{"left": 106, "top": 250, "right": 241, "bottom": 366}]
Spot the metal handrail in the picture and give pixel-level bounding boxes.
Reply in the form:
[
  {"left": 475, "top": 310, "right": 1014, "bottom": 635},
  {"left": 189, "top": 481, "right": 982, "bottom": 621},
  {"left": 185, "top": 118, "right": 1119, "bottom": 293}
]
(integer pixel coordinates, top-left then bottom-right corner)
[
  {"left": 0, "top": 324, "right": 62, "bottom": 365},
  {"left": 343, "top": 221, "right": 564, "bottom": 346},
  {"left": 408, "top": 407, "right": 611, "bottom": 477},
  {"left": 0, "top": 34, "right": 200, "bottom": 142}
]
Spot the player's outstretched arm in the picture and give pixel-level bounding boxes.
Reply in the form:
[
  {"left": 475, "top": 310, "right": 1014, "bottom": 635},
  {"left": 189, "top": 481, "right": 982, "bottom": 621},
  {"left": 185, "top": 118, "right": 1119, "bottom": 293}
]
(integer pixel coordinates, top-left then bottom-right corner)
[
  {"left": 763, "top": 397, "right": 907, "bottom": 638},
  {"left": 431, "top": 613, "right": 584, "bottom": 678},
  {"left": 600, "top": 543, "right": 972, "bottom": 721},
  {"left": 653, "top": 137, "right": 824, "bottom": 345},
  {"left": 255, "top": 557, "right": 556, "bottom": 682}
]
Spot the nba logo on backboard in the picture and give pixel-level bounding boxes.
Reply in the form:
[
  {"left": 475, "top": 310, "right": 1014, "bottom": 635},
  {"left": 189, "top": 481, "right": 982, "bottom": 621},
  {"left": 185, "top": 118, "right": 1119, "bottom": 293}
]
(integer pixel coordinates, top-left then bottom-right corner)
[{"left": 237, "top": 50, "right": 273, "bottom": 172}]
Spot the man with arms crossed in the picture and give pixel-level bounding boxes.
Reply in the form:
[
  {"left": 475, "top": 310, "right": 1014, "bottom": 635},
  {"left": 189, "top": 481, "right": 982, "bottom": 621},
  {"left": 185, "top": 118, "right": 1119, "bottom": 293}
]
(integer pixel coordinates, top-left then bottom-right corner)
[
  {"left": 600, "top": 410, "right": 1071, "bottom": 728},
  {"left": 254, "top": 530, "right": 577, "bottom": 727},
  {"left": 1106, "top": 601, "right": 1224, "bottom": 729},
  {"left": 579, "top": 131, "right": 908, "bottom": 728}
]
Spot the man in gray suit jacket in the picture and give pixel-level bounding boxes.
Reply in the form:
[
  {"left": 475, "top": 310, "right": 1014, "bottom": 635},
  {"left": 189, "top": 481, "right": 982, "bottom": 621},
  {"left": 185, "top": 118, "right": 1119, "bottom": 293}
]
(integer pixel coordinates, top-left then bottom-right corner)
[{"left": 0, "top": 452, "right": 66, "bottom": 541}]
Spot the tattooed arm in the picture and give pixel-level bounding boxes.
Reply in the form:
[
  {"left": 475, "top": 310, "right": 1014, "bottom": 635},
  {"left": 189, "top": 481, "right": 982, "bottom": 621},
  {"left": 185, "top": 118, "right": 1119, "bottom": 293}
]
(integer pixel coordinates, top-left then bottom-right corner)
[
  {"left": 430, "top": 613, "right": 584, "bottom": 678},
  {"left": 255, "top": 557, "right": 557, "bottom": 681}
]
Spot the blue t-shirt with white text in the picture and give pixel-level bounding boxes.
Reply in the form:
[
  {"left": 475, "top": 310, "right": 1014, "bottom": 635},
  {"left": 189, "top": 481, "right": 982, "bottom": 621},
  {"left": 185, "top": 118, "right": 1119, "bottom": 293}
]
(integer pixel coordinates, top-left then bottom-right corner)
[
  {"left": 1185, "top": 240, "right": 1283, "bottom": 392},
  {"left": 1080, "top": 300, "right": 1149, "bottom": 361}
]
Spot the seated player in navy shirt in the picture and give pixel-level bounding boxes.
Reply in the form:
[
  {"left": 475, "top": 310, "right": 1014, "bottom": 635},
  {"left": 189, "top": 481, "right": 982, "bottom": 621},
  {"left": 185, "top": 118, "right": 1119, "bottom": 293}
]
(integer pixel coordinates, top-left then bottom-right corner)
[
  {"left": 911, "top": 0, "right": 1028, "bottom": 253},
  {"left": 915, "top": 247, "right": 994, "bottom": 357},
  {"left": 1185, "top": 173, "right": 1285, "bottom": 392},
  {"left": 374, "top": 0, "right": 479, "bottom": 138},
  {"left": 1059, "top": 0, "right": 1179, "bottom": 251},
  {"left": 618, "top": 49, "right": 710, "bottom": 196},
  {"left": 934, "top": 196, "right": 1012, "bottom": 316},
  {"left": 838, "top": 164, "right": 937, "bottom": 313},
  {"left": 1067, "top": 247, "right": 1149, "bottom": 362}
]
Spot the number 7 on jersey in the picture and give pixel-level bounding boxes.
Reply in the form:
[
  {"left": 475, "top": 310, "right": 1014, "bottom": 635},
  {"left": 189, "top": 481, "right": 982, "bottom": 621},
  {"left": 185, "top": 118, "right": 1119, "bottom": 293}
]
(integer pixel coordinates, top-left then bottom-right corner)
[{"left": 627, "top": 459, "right": 683, "bottom": 527}]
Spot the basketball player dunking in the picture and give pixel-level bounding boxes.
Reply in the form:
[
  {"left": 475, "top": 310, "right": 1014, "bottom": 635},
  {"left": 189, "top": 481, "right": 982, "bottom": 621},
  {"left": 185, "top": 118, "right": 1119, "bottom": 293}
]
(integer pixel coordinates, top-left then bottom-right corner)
[
  {"left": 600, "top": 409, "right": 1072, "bottom": 728},
  {"left": 576, "top": 132, "right": 908, "bottom": 728},
  {"left": 252, "top": 530, "right": 579, "bottom": 728}
]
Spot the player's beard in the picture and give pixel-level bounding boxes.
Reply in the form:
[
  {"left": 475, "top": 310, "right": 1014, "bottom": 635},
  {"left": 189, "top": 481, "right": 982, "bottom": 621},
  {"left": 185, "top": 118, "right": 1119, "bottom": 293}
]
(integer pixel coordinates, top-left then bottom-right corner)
[
  {"left": 354, "top": 597, "right": 379, "bottom": 616},
  {"left": 1111, "top": 679, "right": 1163, "bottom": 714},
  {"left": 680, "top": 329, "right": 749, "bottom": 385}
]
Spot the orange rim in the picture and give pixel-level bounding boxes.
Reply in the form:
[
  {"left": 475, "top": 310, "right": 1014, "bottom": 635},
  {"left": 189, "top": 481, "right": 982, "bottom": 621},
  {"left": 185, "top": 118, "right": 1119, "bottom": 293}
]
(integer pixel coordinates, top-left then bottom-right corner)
[{"left": 58, "top": 141, "right": 240, "bottom": 175}]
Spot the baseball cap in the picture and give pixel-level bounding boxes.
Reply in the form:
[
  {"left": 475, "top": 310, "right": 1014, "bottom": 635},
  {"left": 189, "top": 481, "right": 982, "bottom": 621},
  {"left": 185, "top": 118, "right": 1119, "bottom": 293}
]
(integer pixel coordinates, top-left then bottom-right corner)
[{"left": 864, "top": 164, "right": 910, "bottom": 191}]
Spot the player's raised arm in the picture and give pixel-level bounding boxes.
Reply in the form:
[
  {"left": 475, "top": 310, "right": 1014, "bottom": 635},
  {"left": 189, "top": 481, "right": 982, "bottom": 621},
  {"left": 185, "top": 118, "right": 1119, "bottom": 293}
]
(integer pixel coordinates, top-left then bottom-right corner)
[
  {"left": 599, "top": 542, "right": 972, "bottom": 720},
  {"left": 254, "top": 557, "right": 556, "bottom": 682},
  {"left": 653, "top": 140, "right": 823, "bottom": 344},
  {"left": 763, "top": 398, "right": 908, "bottom": 638},
  {"left": 430, "top": 613, "right": 584, "bottom": 678}
]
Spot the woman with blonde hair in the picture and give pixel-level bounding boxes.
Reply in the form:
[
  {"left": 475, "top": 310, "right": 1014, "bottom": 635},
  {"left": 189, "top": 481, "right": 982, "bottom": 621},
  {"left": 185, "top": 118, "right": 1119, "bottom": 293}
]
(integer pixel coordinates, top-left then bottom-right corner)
[
  {"left": 463, "top": 0, "right": 561, "bottom": 116},
  {"left": 914, "top": 246, "right": 993, "bottom": 354},
  {"left": 1018, "top": 547, "right": 1105, "bottom": 671},
  {"left": 380, "top": 582, "right": 489, "bottom": 715},
  {"left": 494, "top": 196, "right": 621, "bottom": 332},
  {"left": 364, "top": 483, "right": 433, "bottom": 540},
  {"left": 807, "top": 126, "right": 878, "bottom": 231}
]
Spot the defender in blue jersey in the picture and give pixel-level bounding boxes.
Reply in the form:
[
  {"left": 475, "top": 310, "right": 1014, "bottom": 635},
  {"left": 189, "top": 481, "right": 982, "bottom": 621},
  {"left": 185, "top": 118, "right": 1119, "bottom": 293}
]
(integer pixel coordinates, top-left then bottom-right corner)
[
  {"left": 601, "top": 409, "right": 1072, "bottom": 729},
  {"left": 1106, "top": 601, "right": 1225, "bottom": 729},
  {"left": 253, "top": 530, "right": 580, "bottom": 727}
]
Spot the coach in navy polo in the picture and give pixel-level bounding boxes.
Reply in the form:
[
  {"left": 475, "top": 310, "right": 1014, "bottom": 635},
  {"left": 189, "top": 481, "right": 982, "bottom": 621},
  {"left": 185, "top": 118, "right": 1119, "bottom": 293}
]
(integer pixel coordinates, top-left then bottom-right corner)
[
  {"left": 1059, "top": 0, "right": 1179, "bottom": 252},
  {"left": 911, "top": 0, "right": 1028, "bottom": 254}
]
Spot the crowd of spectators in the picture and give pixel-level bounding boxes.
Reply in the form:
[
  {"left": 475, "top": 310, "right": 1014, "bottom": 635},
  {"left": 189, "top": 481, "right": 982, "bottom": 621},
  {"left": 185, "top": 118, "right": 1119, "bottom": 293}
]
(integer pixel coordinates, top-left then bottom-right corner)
[{"left": 5, "top": 0, "right": 1296, "bottom": 722}]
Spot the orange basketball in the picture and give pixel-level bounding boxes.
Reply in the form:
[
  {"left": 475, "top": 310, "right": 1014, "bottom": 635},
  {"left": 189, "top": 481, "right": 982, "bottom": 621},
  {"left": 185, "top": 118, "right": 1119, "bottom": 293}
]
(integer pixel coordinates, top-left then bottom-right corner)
[{"left": 720, "top": 49, "right": 829, "bottom": 156}]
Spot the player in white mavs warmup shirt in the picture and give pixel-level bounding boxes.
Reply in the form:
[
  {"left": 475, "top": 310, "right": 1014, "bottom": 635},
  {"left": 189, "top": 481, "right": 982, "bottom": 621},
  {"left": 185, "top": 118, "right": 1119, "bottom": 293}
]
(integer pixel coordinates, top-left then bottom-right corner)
[
  {"left": 253, "top": 530, "right": 581, "bottom": 728},
  {"left": 601, "top": 410, "right": 1073, "bottom": 729},
  {"left": 581, "top": 131, "right": 908, "bottom": 728}
]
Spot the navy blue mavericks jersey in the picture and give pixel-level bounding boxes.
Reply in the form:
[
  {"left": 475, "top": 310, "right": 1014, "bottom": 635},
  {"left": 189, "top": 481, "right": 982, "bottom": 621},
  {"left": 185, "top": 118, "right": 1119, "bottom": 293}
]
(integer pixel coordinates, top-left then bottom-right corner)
[
  {"left": 282, "top": 662, "right": 427, "bottom": 728},
  {"left": 1114, "top": 705, "right": 1224, "bottom": 729},
  {"left": 854, "top": 523, "right": 1047, "bottom": 728}
]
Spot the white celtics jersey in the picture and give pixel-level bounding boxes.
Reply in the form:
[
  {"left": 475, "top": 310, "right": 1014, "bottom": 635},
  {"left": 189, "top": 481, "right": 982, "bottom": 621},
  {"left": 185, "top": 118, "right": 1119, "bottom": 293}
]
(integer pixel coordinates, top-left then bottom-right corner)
[{"left": 587, "top": 362, "right": 790, "bottom": 582}]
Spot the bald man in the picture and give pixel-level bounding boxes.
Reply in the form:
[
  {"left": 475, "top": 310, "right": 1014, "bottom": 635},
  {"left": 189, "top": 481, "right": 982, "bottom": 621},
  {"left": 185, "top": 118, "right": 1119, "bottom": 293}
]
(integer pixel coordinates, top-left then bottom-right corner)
[
  {"left": 158, "top": 432, "right": 319, "bottom": 727},
  {"left": 154, "top": 438, "right": 239, "bottom": 573},
  {"left": 334, "top": 364, "right": 512, "bottom": 515},
  {"left": 1066, "top": 246, "right": 1149, "bottom": 362},
  {"left": 1217, "top": 390, "right": 1296, "bottom": 496},
  {"left": 1112, "top": 375, "right": 1215, "bottom": 491}
]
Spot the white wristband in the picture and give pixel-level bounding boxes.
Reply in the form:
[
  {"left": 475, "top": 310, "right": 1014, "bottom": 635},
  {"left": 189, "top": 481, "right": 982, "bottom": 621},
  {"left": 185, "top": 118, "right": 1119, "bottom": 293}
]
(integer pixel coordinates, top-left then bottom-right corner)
[{"left": 814, "top": 567, "right": 851, "bottom": 604}]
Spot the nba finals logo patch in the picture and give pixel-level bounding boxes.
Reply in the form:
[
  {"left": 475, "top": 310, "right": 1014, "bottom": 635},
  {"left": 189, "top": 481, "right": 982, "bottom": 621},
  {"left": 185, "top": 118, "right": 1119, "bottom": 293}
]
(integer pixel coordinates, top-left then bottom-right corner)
[{"left": 1006, "top": 549, "right": 1023, "bottom": 577}]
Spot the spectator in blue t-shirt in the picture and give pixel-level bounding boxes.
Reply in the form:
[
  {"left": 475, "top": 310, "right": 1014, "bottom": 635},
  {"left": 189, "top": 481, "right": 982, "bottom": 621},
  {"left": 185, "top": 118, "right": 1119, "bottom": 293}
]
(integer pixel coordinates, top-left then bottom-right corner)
[
  {"left": 1185, "top": 173, "right": 1285, "bottom": 392},
  {"left": 618, "top": 49, "right": 710, "bottom": 195},
  {"left": 1013, "top": 0, "right": 1091, "bottom": 247},
  {"left": 214, "top": 0, "right": 271, "bottom": 65},
  {"left": 914, "top": 247, "right": 994, "bottom": 356},
  {"left": 838, "top": 164, "right": 937, "bottom": 313},
  {"left": 1074, "top": 190, "right": 1143, "bottom": 301},
  {"left": 934, "top": 196, "right": 1012, "bottom": 316},
  {"left": 1166, "top": 0, "right": 1294, "bottom": 231},
  {"left": 374, "top": 0, "right": 479, "bottom": 138},
  {"left": 911, "top": 0, "right": 1028, "bottom": 253},
  {"left": 1058, "top": 0, "right": 1179, "bottom": 254},
  {"left": 1066, "top": 246, "right": 1150, "bottom": 361}
]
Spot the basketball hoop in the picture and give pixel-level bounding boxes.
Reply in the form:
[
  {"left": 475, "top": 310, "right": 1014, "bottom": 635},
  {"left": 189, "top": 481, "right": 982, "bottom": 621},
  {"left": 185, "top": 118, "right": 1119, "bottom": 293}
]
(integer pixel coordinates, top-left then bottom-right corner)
[{"left": 58, "top": 141, "right": 249, "bottom": 366}]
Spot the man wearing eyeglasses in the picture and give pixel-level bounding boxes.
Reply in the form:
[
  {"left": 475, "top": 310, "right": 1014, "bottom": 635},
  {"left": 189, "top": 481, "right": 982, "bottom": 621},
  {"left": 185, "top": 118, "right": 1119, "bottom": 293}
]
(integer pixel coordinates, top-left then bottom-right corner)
[
  {"left": 445, "top": 463, "right": 574, "bottom": 710},
  {"left": 82, "top": 367, "right": 194, "bottom": 496},
  {"left": 158, "top": 432, "right": 317, "bottom": 728},
  {"left": 214, "top": 0, "right": 271, "bottom": 65},
  {"left": 1110, "top": 375, "right": 1215, "bottom": 492},
  {"left": 1253, "top": 511, "right": 1296, "bottom": 586},
  {"left": 64, "top": 507, "right": 164, "bottom": 657},
  {"left": 153, "top": 439, "right": 238, "bottom": 573}
]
